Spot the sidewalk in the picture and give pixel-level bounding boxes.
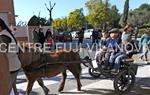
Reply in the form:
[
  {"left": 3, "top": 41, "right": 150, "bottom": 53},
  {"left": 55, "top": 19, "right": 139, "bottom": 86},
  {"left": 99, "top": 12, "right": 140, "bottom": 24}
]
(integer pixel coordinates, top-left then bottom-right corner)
[{"left": 133, "top": 53, "right": 150, "bottom": 65}]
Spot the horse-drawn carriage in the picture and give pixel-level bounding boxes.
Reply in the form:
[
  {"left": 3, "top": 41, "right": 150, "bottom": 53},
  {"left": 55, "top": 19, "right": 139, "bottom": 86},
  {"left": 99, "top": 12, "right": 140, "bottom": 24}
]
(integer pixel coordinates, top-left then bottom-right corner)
[
  {"left": 16, "top": 43, "right": 138, "bottom": 95},
  {"left": 19, "top": 42, "right": 140, "bottom": 95},
  {"left": 80, "top": 40, "right": 141, "bottom": 95},
  {"left": 83, "top": 51, "right": 138, "bottom": 95},
  {"left": 0, "top": 35, "right": 143, "bottom": 95}
]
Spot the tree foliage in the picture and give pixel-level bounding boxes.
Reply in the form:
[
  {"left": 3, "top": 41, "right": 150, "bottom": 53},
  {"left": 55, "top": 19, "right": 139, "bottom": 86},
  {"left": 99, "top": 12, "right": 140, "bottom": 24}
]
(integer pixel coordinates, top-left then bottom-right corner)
[
  {"left": 138, "top": 3, "right": 150, "bottom": 11},
  {"left": 85, "top": 0, "right": 120, "bottom": 30},
  {"left": 28, "top": 15, "right": 40, "bottom": 26},
  {"left": 119, "top": 3, "right": 150, "bottom": 27},
  {"left": 31, "top": 0, "right": 150, "bottom": 31},
  {"left": 28, "top": 15, "right": 49, "bottom": 26},
  {"left": 67, "top": 8, "right": 86, "bottom": 31},
  {"left": 53, "top": 8, "right": 86, "bottom": 31},
  {"left": 108, "top": 5, "right": 120, "bottom": 28},
  {"left": 121, "top": 0, "right": 129, "bottom": 27},
  {"left": 53, "top": 17, "right": 67, "bottom": 31},
  {"left": 85, "top": 0, "right": 102, "bottom": 11},
  {"left": 127, "top": 3, "right": 150, "bottom": 27}
]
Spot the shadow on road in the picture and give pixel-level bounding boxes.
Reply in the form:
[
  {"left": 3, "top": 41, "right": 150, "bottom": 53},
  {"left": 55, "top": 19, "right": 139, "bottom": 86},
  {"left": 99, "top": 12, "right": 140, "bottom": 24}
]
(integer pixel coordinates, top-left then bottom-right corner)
[
  {"left": 18, "top": 90, "right": 38, "bottom": 95},
  {"left": 60, "top": 89, "right": 115, "bottom": 95},
  {"left": 130, "top": 77, "right": 150, "bottom": 95},
  {"left": 58, "top": 77, "right": 150, "bottom": 95}
]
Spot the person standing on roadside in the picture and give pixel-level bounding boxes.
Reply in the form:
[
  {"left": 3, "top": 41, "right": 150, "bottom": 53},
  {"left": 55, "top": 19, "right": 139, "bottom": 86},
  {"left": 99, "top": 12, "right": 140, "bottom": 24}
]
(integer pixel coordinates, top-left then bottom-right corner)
[
  {"left": 92, "top": 29, "right": 99, "bottom": 45},
  {"left": 45, "top": 31, "right": 55, "bottom": 50},
  {"left": 33, "top": 28, "right": 40, "bottom": 43},
  {"left": 38, "top": 28, "right": 45, "bottom": 48},
  {"left": 140, "top": 29, "right": 150, "bottom": 61},
  {"left": 0, "top": 18, "right": 21, "bottom": 95},
  {"left": 45, "top": 29, "right": 52, "bottom": 39},
  {"left": 77, "top": 28, "right": 85, "bottom": 46}
]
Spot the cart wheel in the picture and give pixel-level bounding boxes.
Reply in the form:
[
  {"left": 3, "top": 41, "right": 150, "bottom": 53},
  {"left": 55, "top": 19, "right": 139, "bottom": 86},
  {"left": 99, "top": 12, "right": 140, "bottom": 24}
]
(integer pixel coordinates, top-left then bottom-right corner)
[
  {"left": 88, "top": 68, "right": 101, "bottom": 78},
  {"left": 114, "top": 70, "right": 135, "bottom": 95}
]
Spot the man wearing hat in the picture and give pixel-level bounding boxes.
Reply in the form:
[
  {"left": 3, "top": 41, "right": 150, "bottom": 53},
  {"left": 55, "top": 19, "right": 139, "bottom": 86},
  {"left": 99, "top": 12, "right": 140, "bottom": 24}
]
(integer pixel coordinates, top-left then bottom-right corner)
[
  {"left": 106, "top": 28, "right": 121, "bottom": 48},
  {"left": 105, "top": 28, "right": 122, "bottom": 69}
]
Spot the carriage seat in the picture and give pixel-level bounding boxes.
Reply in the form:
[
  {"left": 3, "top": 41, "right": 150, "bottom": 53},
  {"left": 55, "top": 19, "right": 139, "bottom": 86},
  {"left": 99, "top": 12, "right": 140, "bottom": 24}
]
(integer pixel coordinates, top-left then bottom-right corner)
[{"left": 122, "top": 58, "right": 134, "bottom": 63}]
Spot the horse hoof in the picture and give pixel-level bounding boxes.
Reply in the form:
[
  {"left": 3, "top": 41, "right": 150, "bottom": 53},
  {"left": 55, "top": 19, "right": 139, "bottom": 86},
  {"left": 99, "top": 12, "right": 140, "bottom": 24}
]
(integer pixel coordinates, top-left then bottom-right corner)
[
  {"left": 44, "top": 88, "right": 50, "bottom": 95},
  {"left": 46, "top": 89, "right": 50, "bottom": 93},
  {"left": 45, "top": 91, "right": 49, "bottom": 95},
  {"left": 77, "top": 88, "right": 81, "bottom": 91},
  {"left": 58, "top": 88, "right": 63, "bottom": 92}
]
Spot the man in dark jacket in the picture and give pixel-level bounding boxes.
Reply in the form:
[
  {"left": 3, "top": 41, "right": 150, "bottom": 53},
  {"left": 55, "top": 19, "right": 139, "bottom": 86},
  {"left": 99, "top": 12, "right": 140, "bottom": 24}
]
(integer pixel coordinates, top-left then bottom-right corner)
[
  {"left": 38, "top": 28, "right": 45, "bottom": 48},
  {"left": 77, "top": 28, "right": 85, "bottom": 46},
  {"left": 33, "top": 28, "right": 40, "bottom": 43},
  {"left": 92, "top": 29, "right": 99, "bottom": 45}
]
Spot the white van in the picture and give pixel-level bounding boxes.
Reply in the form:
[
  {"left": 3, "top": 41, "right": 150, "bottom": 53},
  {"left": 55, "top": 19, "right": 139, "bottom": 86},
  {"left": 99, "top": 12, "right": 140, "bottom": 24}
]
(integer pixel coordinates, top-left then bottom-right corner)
[{"left": 84, "top": 29, "right": 94, "bottom": 39}]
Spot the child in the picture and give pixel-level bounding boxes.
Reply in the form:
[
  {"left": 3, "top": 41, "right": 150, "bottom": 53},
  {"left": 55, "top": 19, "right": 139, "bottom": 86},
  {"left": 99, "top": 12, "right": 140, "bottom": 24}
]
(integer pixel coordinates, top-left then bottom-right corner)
[
  {"left": 46, "top": 33, "right": 54, "bottom": 50},
  {"left": 100, "top": 31, "right": 110, "bottom": 47},
  {"left": 95, "top": 31, "right": 109, "bottom": 62},
  {"left": 140, "top": 29, "right": 150, "bottom": 61}
]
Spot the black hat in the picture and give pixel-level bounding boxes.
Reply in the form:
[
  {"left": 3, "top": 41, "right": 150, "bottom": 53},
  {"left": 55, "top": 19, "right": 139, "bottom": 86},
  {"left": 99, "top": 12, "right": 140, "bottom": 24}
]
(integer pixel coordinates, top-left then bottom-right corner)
[{"left": 109, "top": 28, "right": 119, "bottom": 33}]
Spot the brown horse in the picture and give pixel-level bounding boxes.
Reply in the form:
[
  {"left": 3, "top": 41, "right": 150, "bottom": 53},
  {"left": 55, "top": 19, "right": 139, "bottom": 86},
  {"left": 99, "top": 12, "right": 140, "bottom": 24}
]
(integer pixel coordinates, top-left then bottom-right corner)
[
  {"left": 18, "top": 47, "right": 82, "bottom": 95},
  {"left": 0, "top": 36, "right": 12, "bottom": 95},
  {"left": 0, "top": 53, "right": 12, "bottom": 95}
]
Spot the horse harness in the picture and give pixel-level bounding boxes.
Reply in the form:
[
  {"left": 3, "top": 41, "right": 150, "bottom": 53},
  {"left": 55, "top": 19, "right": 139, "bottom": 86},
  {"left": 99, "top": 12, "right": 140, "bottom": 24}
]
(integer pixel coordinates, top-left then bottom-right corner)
[{"left": 25, "top": 51, "right": 84, "bottom": 76}]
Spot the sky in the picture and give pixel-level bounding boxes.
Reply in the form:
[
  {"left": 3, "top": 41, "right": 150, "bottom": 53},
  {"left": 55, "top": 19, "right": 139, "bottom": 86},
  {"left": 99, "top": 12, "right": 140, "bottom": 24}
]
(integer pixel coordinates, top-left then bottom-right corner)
[{"left": 14, "top": 0, "right": 150, "bottom": 23}]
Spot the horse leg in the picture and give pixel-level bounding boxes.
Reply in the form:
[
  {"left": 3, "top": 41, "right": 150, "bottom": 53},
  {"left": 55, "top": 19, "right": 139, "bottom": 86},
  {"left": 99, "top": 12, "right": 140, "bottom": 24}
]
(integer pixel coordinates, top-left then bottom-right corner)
[
  {"left": 12, "top": 81, "right": 19, "bottom": 95},
  {"left": 58, "top": 70, "right": 67, "bottom": 92},
  {"left": 25, "top": 80, "right": 35, "bottom": 95},
  {"left": 10, "top": 71, "right": 19, "bottom": 95},
  {"left": 69, "top": 68, "right": 82, "bottom": 91},
  {"left": 37, "top": 78, "right": 49, "bottom": 95},
  {"left": 12, "top": 82, "right": 19, "bottom": 95}
]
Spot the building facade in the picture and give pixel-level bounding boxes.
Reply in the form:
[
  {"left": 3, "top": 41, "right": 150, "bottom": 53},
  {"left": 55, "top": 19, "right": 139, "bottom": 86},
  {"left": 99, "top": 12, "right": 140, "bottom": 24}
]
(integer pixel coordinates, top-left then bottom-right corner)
[{"left": 0, "top": 0, "right": 16, "bottom": 25}]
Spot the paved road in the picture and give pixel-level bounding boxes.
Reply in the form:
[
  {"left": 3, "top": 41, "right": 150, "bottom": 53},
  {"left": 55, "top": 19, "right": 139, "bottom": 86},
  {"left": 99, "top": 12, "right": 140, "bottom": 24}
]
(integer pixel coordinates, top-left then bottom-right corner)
[
  {"left": 16, "top": 38, "right": 150, "bottom": 95},
  {"left": 16, "top": 65, "right": 150, "bottom": 95}
]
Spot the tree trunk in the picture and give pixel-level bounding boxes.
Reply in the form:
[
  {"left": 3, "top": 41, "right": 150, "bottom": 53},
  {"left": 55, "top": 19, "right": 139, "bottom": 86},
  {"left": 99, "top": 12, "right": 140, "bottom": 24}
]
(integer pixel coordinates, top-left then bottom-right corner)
[{"left": 123, "top": 0, "right": 129, "bottom": 27}]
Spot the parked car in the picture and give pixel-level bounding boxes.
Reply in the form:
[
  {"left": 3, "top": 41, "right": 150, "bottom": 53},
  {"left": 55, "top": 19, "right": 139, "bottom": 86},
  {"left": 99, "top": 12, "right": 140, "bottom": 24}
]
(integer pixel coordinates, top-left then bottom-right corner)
[
  {"left": 58, "top": 32, "right": 72, "bottom": 42},
  {"left": 84, "top": 29, "right": 94, "bottom": 39},
  {"left": 84, "top": 29, "right": 102, "bottom": 39},
  {"left": 71, "top": 31, "right": 78, "bottom": 38}
]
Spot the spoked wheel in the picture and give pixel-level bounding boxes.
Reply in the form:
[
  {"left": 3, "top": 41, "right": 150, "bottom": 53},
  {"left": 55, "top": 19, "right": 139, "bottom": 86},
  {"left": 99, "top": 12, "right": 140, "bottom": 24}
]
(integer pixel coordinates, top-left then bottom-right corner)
[
  {"left": 114, "top": 70, "right": 135, "bottom": 95},
  {"left": 88, "top": 68, "right": 101, "bottom": 78}
]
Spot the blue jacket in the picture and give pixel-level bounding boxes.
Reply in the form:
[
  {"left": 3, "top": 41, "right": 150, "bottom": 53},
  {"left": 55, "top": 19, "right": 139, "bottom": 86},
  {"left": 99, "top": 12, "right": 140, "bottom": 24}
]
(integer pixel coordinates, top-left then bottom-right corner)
[{"left": 140, "top": 34, "right": 150, "bottom": 46}]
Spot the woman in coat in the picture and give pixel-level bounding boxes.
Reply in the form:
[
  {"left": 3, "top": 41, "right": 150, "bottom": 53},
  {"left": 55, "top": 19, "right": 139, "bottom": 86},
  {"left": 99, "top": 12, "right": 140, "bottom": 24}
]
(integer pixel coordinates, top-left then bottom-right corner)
[{"left": 0, "top": 18, "right": 21, "bottom": 95}]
